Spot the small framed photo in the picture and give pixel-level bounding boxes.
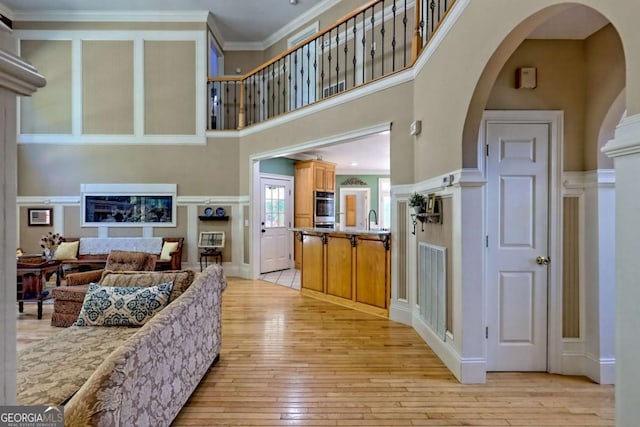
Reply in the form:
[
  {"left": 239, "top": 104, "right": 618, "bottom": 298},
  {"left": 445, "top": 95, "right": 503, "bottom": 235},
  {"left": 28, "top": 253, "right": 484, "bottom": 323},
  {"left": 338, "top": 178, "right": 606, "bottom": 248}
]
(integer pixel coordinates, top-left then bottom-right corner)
[
  {"left": 426, "top": 193, "right": 437, "bottom": 214},
  {"left": 28, "top": 208, "right": 53, "bottom": 226}
]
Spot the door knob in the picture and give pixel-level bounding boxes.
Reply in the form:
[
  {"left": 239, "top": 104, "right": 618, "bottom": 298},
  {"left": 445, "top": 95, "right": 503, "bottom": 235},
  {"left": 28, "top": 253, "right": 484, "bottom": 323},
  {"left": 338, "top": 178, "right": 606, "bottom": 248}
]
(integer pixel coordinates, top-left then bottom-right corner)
[
  {"left": 261, "top": 229, "right": 266, "bottom": 233},
  {"left": 536, "top": 256, "right": 550, "bottom": 265}
]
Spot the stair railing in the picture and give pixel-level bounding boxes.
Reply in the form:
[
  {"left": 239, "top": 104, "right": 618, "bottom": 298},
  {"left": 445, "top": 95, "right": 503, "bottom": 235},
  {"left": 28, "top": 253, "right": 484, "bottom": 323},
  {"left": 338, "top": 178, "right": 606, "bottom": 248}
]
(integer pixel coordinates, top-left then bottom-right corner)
[{"left": 208, "top": 0, "right": 455, "bottom": 130}]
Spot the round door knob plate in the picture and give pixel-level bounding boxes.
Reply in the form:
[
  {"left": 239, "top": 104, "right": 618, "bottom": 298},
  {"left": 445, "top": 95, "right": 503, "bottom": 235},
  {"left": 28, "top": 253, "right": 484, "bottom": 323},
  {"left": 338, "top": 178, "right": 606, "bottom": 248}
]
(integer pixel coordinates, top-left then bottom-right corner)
[{"left": 536, "top": 256, "right": 550, "bottom": 265}]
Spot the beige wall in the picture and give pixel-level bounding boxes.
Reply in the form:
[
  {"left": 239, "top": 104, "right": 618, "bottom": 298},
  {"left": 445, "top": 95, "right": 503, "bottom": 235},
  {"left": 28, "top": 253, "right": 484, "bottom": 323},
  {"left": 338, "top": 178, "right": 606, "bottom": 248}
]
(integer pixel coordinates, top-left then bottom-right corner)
[
  {"left": 82, "top": 40, "right": 134, "bottom": 135},
  {"left": 584, "top": 24, "right": 625, "bottom": 170},
  {"left": 144, "top": 40, "right": 197, "bottom": 135},
  {"left": 486, "top": 39, "right": 588, "bottom": 171},
  {"left": 17, "top": 136, "right": 239, "bottom": 196},
  {"left": 20, "top": 40, "right": 72, "bottom": 134},
  {"left": 239, "top": 81, "right": 415, "bottom": 194},
  {"left": 223, "top": 50, "right": 266, "bottom": 75}
]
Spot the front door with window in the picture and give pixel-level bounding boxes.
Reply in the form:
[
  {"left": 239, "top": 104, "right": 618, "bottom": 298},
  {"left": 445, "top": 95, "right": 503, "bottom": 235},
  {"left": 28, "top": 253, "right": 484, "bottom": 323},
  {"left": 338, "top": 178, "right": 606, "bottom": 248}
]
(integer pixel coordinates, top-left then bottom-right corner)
[{"left": 260, "top": 177, "right": 293, "bottom": 273}]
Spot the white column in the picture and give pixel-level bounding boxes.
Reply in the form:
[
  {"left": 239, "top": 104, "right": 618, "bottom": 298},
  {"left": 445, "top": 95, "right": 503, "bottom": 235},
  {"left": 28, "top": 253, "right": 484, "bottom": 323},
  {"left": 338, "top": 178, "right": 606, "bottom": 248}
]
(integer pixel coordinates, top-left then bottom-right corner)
[
  {"left": 0, "top": 33, "right": 46, "bottom": 404},
  {"left": 602, "top": 114, "right": 640, "bottom": 426},
  {"left": 582, "top": 171, "right": 616, "bottom": 384}
]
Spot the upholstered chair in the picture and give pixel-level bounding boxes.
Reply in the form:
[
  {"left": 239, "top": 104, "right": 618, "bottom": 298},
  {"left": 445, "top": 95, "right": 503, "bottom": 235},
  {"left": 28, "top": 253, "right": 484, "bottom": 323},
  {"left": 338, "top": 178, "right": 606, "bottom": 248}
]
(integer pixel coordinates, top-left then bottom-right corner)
[{"left": 51, "top": 251, "right": 157, "bottom": 327}]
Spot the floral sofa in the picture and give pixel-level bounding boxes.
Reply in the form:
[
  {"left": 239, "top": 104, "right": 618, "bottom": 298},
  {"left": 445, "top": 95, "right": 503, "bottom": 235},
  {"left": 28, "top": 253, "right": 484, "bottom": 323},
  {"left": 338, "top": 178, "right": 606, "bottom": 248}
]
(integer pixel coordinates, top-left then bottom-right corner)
[{"left": 17, "top": 264, "right": 226, "bottom": 426}]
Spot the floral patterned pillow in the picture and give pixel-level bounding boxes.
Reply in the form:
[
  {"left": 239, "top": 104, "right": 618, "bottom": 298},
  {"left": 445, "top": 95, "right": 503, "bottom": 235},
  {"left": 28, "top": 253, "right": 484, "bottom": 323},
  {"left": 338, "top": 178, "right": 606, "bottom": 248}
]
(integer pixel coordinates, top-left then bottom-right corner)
[{"left": 74, "top": 282, "right": 174, "bottom": 327}]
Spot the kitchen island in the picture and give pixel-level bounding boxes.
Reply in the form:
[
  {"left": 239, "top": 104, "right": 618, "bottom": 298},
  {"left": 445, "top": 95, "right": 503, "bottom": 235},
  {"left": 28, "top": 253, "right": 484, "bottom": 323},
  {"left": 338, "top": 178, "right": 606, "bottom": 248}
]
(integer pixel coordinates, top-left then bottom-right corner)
[{"left": 291, "top": 228, "right": 391, "bottom": 317}]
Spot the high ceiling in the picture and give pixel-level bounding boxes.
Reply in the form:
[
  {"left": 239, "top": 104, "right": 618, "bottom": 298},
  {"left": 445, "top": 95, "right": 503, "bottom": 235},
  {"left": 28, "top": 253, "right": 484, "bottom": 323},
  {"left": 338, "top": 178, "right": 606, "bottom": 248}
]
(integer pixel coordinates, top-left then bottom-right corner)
[{"left": 0, "top": 0, "right": 338, "bottom": 48}]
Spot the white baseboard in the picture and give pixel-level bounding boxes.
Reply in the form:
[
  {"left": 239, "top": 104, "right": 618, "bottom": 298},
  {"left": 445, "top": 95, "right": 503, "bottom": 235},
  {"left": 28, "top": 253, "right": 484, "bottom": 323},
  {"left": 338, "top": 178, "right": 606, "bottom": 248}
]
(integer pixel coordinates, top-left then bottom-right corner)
[
  {"left": 585, "top": 353, "right": 616, "bottom": 384},
  {"left": 412, "top": 312, "right": 486, "bottom": 384},
  {"left": 389, "top": 301, "right": 412, "bottom": 325}
]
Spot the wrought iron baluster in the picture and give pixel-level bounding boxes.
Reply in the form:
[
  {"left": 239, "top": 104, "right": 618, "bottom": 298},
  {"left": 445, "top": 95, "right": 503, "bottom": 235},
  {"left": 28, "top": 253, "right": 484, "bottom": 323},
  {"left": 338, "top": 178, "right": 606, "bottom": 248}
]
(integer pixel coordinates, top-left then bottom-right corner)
[
  {"left": 293, "top": 50, "right": 298, "bottom": 109},
  {"left": 261, "top": 70, "right": 266, "bottom": 121},
  {"left": 438, "top": 0, "right": 441, "bottom": 25},
  {"left": 352, "top": 17, "right": 357, "bottom": 87},
  {"left": 272, "top": 64, "right": 277, "bottom": 117},
  {"left": 328, "top": 28, "right": 332, "bottom": 96},
  {"left": 403, "top": 0, "right": 408, "bottom": 67},
  {"left": 233, "top": 82, "right": 238, "bottom": 129},
  {"left": 288, "top": 54, "right": 292, "bottom": 111},
  {"left": 313, "top": 40, "right": 318, "bottom": 104},
  {"left": 344, "top": 22, "right": 348, "bottom": 90},
  {"left": 392, "top": 0, "right": 397, "bottom": 71},
  {"left": 306, "top": 42, "right": 310, "bottom": 105},
  {"left": 252, "top": 76, "right": 257, "bottom": 125},
  {"left": 320, "top": 33, "right": 325, "bottom": 98},
  {"left": 430, "top": 0, "right": 435, "bottom": 35},
  {"left": 335, "top": 28, "right": 340, "bottom": 93},
  {"left": 381, "top": 0, "right": 385, "bottom": 76},
  {"left": 362, "top": 12, "right": 366, "bottom": 83},
  {"left": 282, "top": 60, "right": 287, "bottom": 114},
  {"left": 277, "top": 59, "right": 281, "bottom": 116},
  {"left": 370, "top": 6, "right": 375, "bottom": 80}
]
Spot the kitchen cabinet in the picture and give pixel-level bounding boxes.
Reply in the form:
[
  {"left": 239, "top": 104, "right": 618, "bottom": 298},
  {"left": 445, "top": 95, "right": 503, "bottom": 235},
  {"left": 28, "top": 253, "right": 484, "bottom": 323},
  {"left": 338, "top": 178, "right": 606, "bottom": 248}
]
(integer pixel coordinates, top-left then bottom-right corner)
[
  {"left": 294, "top": 160, "right": 336, "bottom": 268},
  {"left": 293, "top": 228, "right": 391, "bottom": 317},
  {"left": 314, "top": 163, "right": 336, "bottom": 192}
]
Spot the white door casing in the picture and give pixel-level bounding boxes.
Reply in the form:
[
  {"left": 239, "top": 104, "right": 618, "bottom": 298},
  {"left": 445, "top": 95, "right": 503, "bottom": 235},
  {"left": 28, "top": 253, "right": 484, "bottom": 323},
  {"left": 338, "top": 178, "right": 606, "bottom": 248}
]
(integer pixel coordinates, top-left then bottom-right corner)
[
  {"left": 486, "top": 121, "right": 550, "bottom": 371},
  {"left": 260, "top": 175, "right": 293, "bottom": 273}
]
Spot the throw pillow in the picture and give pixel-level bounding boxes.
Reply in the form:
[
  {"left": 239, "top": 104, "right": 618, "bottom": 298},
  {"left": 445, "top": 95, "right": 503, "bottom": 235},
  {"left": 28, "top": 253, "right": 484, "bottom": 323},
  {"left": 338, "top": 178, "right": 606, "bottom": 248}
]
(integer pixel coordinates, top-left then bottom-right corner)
[
  {"left": 100, "top": 270, "right": 195, "bottom": 302},
  {"left": 160, "top": 241, "right": 179, "bottom": 260},
  {"left": 74, "top": 282, "right": 174, "bottom": 327},
  {"left": 53, "top": 241, "right": 79, "bottom": 260}
]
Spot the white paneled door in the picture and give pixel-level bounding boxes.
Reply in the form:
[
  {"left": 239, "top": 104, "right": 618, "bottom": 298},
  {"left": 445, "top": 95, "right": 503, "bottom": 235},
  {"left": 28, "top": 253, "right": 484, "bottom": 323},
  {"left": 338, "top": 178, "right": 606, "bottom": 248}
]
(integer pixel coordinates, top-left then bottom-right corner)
[
  {"left": 260, "top": 177, "right": 293, "bottom": 274},
  {"left": 486, "top": 122, "right": 550, "bottom": 371}
]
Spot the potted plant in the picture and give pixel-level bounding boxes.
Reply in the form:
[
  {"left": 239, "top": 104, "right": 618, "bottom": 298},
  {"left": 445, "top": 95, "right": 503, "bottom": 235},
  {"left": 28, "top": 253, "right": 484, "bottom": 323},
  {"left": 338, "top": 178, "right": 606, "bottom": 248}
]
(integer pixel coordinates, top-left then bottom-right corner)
[{"left": 408, "top": 192, "right": 426, "bottom": 214}]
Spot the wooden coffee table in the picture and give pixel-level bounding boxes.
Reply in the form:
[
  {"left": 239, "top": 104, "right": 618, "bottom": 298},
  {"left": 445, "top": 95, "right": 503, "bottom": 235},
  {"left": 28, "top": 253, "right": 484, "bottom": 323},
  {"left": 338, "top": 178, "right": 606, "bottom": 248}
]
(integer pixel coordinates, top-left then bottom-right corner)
[{"left": 17, "top": 259, "right": 61, "bottom": 320}]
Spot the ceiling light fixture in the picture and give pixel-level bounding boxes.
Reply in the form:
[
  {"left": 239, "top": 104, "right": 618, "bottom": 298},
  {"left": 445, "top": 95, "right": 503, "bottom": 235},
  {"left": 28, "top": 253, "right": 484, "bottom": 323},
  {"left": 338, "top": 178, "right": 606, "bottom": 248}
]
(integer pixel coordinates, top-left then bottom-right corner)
[
  {"left": 351, "top": 162, "right": 358, "bottom": 166},
  {"left": 290, "top": 0, "right": 298, "bottom": 4}
]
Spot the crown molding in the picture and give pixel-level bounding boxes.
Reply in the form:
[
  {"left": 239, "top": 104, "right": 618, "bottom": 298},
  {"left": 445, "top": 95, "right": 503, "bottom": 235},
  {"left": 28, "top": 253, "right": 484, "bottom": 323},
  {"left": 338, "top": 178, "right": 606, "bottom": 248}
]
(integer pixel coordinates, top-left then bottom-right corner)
[
  {"left": 13, "top": 10, "right": 210, "bottom": 23},
  {"left": 0, "top": 49, "right": 45, "bottom": 95},
  {"left": 224, "top": 0, "right": 340, "bottom": 51},
  {"left": 223, "top": 41, "right": 265, "bottom": 51},
  {"left": 263, "top": 0, "right": 340, "bottom": 50}
]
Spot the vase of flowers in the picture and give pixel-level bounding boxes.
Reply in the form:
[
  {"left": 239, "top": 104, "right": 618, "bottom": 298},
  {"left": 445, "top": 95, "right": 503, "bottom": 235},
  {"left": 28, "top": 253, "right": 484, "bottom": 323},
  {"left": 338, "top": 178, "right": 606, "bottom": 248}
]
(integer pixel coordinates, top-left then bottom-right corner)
[
  {"left": 408, "top": 192, "right": 426, "bottom": 214},
  {"left": 40, "top": 232, "right": 63, "bottom": 260}
]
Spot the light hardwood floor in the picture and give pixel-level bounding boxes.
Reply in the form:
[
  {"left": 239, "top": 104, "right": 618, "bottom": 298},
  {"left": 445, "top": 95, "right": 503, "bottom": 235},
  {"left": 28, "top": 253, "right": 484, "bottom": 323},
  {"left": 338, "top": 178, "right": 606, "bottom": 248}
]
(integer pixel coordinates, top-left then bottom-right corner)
[{"left": 16, "top": 278, "right": 614, "bottom": 426}]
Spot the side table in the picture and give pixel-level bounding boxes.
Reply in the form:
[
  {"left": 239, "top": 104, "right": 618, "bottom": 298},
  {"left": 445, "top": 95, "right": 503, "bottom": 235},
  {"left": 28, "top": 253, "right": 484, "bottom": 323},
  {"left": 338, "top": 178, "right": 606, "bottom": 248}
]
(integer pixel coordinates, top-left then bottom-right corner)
[
  {"left": 199, "top": 249, "right": 222, "bottom": 271},
  {"left": 17, "top": 259, "right": 61, "bottom": 320}
]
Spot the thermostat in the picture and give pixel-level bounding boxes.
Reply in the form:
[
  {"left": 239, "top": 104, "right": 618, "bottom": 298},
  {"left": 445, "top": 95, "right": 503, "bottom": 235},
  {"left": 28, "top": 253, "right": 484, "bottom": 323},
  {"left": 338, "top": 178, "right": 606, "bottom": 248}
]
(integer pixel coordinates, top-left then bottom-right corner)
[{"left": 516, "top": 67, "right": 537, "bottom": 89}]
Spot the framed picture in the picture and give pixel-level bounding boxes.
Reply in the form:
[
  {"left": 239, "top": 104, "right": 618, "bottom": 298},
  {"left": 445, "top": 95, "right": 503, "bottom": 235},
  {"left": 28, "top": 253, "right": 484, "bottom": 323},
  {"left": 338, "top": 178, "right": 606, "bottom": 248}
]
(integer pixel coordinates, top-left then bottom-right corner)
[
  {"left": 426, "top": 193, "right": 437, "bottom": 214},
  {"left": 198, "top": 231, "right": 225, "bottom": 249},
  {"left": 28, "top": 208, "right": 52, "bottom": 226}
]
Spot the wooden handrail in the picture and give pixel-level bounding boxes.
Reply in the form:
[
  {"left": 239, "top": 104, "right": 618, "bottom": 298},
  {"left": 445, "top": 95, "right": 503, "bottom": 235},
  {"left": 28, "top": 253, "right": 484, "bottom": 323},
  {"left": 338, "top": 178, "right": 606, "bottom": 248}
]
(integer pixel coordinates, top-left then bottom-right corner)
[{"left": 241, "top": 0, "right": 387, "bottom": 79}]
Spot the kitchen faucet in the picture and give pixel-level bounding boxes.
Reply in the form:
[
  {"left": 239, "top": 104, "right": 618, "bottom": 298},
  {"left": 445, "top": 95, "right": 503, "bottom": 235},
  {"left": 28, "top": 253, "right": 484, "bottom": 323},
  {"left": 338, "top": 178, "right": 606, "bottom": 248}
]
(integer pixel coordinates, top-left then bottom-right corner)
[{"left": 367, "top": 209, "right": 378, "bottom": 231}]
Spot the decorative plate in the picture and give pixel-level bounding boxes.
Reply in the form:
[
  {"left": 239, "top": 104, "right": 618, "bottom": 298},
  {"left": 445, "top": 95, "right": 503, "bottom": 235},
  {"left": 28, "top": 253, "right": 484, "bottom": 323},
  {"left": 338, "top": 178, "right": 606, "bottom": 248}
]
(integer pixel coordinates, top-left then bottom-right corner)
[
  {"left": 215, "top": 207, "right": 226, "bottom": 217},
  {"left": 204, "top": 207, "right": 214, "bottom": 217}
]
